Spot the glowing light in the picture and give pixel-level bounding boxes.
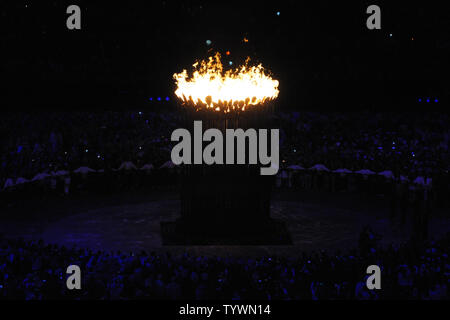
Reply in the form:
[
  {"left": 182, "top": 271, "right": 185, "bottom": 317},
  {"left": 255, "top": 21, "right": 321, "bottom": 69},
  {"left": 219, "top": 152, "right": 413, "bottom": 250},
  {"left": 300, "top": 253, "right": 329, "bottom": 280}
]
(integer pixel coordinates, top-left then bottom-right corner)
[
  {"left": 157, "top": 97, "right": 161, "bottom": 101},
  {"left": 276, "top": 11, "right": 280, "bottom": 16},
  {"left": 426, "top": 98, "right": 430, "bottom": 103},
  {"left": 243, "top": 37, "right": 249, "bottom": 43},
  {"left": 166, "top": 96, "right": 170, "bottom": 101},
  {"left": 226, "top": 51, "right": 230, "bottom": 56},
  {"left": 206, "top": 40, "right": 212, "bottom": 46},
  {"left": 435, "top": 98, "right": 438, "bottom": 103},
  {"left": 173, "top": 52, "right": 279, "bottom": 112},
  {"left": 229, "top": 61, "right": 233, "bottom": 66}
]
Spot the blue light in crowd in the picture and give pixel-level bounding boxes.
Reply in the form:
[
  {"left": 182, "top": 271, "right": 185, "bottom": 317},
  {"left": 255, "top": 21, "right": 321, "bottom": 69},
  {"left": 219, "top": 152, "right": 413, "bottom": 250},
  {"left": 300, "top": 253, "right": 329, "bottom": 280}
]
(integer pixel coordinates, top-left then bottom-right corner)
[
  {"left": 229, "top": 61, "right": 233, "bottom": 66},
  {"left": 435, "top": 98, "right": 438, "bottom": 103},
  {"left": 206, "top": 40, "right": 212, "bottom": 46},
  {"left": 157, "top": 97, "right": 161, "bottom": 101},
  {"left": 426, "top": 98, "right": 430, "bottom": 103},
  {"left": 85, "top": 149, "right": 88, "bottom": 153},
  {"left": 149, "top": 97, "right": 153, "bottom": 101},
  {"left": 276, "top": 11, "right": 280, "bottom": 16},
  {"left": 418, "top": 98, "right": 422, "bottom": 102},
  {"left": 166, "top": 96, "right": 169, "bottom": 101},
  {"left": 138, "top": 111, "right": 142, "bottom": 115},
  {"left": 392, "top": 147, "right": 396, "bottom": 150}
]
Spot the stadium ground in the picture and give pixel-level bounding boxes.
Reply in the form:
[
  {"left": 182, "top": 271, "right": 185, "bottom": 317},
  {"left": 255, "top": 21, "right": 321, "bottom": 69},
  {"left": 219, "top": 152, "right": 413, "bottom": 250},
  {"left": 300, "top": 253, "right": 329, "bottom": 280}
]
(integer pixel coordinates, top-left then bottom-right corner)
[{"left": 1, "top": 189, "right": 449, "bottom": 257}]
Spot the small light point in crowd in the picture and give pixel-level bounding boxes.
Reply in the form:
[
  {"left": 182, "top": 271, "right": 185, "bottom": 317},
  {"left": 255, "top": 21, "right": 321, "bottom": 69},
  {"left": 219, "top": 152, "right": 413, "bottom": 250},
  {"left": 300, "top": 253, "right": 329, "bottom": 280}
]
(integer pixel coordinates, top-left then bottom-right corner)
[
  {"left": 276, "top": 11, "right": 280, "bottom": 16},
  {"left": 206, "top": 39, "right": 212, "bottom": 46}
]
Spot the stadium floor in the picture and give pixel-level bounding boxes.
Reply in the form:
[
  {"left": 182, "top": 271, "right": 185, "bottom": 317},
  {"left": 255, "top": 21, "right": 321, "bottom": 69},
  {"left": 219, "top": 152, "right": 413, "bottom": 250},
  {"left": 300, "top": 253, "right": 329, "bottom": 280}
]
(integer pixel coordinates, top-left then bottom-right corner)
[{"left": 1, "top": 190, "right": 449, "bottom": 257}]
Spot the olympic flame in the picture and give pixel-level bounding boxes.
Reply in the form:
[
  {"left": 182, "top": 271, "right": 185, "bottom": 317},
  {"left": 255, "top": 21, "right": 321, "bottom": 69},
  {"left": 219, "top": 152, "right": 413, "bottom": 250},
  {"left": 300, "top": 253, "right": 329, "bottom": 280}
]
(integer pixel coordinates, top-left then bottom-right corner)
[{"left": 173, "top": 53, "right": 279, "bottom": 112}]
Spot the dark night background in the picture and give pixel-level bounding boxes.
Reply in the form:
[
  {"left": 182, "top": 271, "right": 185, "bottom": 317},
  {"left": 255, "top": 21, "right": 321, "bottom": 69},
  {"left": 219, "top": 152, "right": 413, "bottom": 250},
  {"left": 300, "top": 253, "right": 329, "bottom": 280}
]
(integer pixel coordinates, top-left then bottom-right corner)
[{"left": 2, "top": 1, "right": 449, "bottom": 111}]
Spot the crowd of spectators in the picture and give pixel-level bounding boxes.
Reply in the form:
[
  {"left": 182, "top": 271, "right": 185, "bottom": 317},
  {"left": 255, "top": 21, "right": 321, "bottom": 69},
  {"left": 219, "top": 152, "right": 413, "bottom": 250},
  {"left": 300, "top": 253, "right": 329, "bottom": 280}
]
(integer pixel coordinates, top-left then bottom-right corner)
[
  {"left": 0, "top": 111, "right": 448, "bottom": 215},
  {"left": 278, "top": 111, "right": 449, "bottom": 176},
  {"left": 1, "top": 110, "right": 448, "bottom": 188},
  {"left": 0, "top": 229, "right": 448, "bottom": 300}
]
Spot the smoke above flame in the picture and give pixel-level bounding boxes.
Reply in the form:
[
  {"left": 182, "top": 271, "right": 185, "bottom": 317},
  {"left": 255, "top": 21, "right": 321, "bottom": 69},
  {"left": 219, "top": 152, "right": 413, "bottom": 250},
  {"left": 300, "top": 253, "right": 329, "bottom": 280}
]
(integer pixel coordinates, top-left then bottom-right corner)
[{"left": 173, "top": 53, "right": 279, "bottom": 112}]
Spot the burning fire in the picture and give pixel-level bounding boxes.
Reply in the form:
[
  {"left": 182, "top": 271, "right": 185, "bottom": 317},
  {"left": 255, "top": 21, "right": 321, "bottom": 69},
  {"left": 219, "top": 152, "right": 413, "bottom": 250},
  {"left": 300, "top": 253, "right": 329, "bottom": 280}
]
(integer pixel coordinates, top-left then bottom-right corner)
[{"left": 173, "top": 53, "right": 279, "bottom": 112}]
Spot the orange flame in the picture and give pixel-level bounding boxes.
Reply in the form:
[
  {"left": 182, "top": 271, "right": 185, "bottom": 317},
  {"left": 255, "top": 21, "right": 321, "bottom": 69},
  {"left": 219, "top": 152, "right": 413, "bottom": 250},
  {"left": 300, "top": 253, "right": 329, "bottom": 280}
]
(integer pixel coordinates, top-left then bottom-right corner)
[{"left": 173, "top": 53, "right": 279, "bottom": 112}]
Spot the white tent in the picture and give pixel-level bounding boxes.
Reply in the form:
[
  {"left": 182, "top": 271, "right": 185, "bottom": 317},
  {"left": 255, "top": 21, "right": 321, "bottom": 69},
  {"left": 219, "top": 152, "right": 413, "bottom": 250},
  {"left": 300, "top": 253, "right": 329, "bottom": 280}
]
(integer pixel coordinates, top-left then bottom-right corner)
[
  {"left": 53, "top": 170, "right": 70, "bottom": 176},
  {"left": 32, "top": 172, "right": 51, "bottom": 181},
  {"left": 400, "top": 175, "right": 409, "bottom": 183},
  {"left": 15, "top": 177, "right": 30, "bottom": 185},
  {"left": 378, "top": 170, "right": 394, "bottom": 179},
  {"left": 354, "top": 169, "right": 376, "bottom": 175},
  {"left": 73, "top": 166, "right": 96, "bottom": 174},
  {"left": 160, "top": 161, "right": 175, "bottom": 169},
  {"left": 309, "top": 164, "right": 330, "bottom": 172},
  {"left": 287, "top": 164, "right": 304, "bottom": 171},
  {"left": 118, "top": 161, "right": 137, "bottom": 171},
  {"left": 3, "top": 178, "right": 15, "bottom": 189},
  {"left": 333, "top": 168, "right": 353, "bottom": 174},
  {"left": 140, "top": 164, "right": 154, "bottom": 171}
]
